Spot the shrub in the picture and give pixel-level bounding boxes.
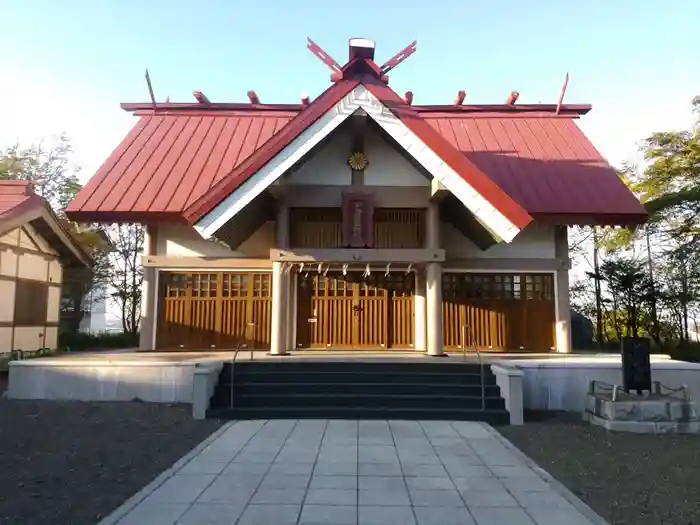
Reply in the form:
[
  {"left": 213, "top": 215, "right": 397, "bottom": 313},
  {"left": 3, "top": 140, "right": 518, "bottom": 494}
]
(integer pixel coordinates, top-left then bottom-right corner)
[{"left": 58, "top": 331, "right": 139, "bottom": 352}]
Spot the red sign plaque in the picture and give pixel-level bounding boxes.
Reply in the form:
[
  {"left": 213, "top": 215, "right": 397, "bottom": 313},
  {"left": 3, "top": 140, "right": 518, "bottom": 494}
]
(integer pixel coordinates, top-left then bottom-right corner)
[{"left": 342, "top": 192, "right": 374, "bottom": 248}]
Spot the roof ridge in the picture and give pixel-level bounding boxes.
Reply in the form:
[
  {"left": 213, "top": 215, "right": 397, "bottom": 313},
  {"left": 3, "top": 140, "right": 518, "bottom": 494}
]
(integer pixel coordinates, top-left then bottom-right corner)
[{"left": 121, "top": 102, "right": 591, "bottom": 117}]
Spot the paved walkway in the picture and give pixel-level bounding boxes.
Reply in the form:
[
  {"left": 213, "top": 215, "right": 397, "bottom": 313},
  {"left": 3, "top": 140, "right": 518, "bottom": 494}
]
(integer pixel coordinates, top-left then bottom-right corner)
[{"left": 105, "top": 420, "right": 605, "bottom": 525}]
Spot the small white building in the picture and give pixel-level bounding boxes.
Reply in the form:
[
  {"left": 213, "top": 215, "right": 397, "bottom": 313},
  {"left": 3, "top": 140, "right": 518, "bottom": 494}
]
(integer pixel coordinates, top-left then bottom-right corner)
[{"left": 0, "top": 180, "right": 92, "bottom": 352}]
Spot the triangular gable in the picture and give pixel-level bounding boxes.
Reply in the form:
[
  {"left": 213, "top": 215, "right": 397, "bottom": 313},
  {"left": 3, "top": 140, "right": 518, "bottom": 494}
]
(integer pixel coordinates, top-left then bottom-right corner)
[
  {"left": 21, "top": 224, "right": 60, "bottom": 256},
  {"left": 184, "top": 80, "right": 358, "bottom": 224},
  {"left": 188, "top": 80, "right": 533, "bottom": 243},
  {"left": 0, "top": 196, "right": 92, "bottom": 268}
]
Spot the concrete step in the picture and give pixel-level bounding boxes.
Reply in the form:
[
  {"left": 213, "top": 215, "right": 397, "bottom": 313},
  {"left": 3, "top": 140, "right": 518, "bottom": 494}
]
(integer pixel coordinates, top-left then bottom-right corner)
[
  {"left": 226, "top": 393, "right": 505, "bottom": 410},
  {"left": 218, "top": 382, "right": 501, "bottom": 397},
  {"left": 206, "top": 405, "right": 510, "bottom": 425}
]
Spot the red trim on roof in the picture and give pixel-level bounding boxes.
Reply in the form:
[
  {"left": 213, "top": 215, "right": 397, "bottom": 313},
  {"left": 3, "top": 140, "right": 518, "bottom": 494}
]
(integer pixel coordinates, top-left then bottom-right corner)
[
  {"left": 182, "top": 80, "right": 358, "bottom": 224},
  {"left": 422, "top": 114, "right": 647, "bottom": 224},
  {"left": 361, "top": 77, "right": 532, "bottom": 231},
  {"left": 182, "top": 69, "right": 533, "bottom": 230},
  {"left": 0, "top": 181, "right": 93, "bottom": 267},
  {"left": 0, "top": 194, "right": 43, "bottom": 221},
  {"left": 0, "top": 180, "right": 43, "bottom": 219}
]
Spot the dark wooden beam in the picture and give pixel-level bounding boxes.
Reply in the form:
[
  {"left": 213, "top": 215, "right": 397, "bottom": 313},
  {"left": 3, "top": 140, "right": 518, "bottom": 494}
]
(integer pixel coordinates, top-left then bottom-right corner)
[
  {"left": 193, "top": 90, "right": 210, "bottom": 104},
  {"left": 440, "top": 195, "right": 499, "bottom": 250},
  {"left": 350, "top": 110, "right": 368, "bottom": 186},
  {"left": 214, "top": 192, "right": 274, "bottom": 249}
]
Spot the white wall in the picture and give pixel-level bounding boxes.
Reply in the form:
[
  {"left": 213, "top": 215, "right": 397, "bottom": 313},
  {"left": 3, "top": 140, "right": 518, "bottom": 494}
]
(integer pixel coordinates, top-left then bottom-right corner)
[
  {"left": 510, "top": 356, "right": 700, "bottom": 412},
  {"left": 156, "top": 222, "right": 275, "bottom": 258},
  {"left": 79, "top": 283, "right": 123, "bottom": 334},
  {"left": 287, "top": 124, "right": 430, "bottom": 187},
  {"left": 363, "top": 126, "right": 429, "bottom": 186},
  {"left": 443, "top": 222, "right": 556, "bottom": 260},
  {"left": 287, "top": 126, "right": 352, "bottom": 186},
  {"left": 0, "top": 225, "right": 66, "bottom": 352},
  {"left": 9, "top": 359, "right": 197, "bottom": 403}
]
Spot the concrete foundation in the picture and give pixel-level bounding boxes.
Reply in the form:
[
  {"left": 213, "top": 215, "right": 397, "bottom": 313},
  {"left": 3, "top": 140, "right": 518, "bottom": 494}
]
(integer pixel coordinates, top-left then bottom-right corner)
[
  {"left": 6, "top": 352, "right": 224, "bottom": 403},
  {"left": 509, "top": 354, "right": 700, "bottom": 412}
]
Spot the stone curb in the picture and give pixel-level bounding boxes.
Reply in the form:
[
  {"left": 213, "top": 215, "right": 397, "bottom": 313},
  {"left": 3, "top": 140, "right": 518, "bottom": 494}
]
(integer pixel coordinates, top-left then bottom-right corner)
[
  {"left": 482, "top": 423, "right": 610, "bottom": 525},
  {"left": 97, "top": 421, "right": 236, "bottom": 525}
]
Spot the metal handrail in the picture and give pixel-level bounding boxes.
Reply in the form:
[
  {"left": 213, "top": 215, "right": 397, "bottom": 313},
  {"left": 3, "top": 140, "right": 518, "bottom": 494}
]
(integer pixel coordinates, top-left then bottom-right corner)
[
  {"left": 230, "top": 337, "right": 243, "bottom": 409},
  {"left": 230, "top": 322, "right": 257, "bottom": 408},
  {"left": 461, "top": 324, "right": 486, "bottom": 411},
  {"left": 248, "top": 322, "right": 255, "bottom": 361}
]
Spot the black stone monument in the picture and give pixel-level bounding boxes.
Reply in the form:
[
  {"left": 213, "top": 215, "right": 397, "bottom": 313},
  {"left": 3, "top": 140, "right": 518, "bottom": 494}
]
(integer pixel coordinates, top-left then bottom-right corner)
[{"left": 621, "top": 337, "right": 652, "bottom": 394}]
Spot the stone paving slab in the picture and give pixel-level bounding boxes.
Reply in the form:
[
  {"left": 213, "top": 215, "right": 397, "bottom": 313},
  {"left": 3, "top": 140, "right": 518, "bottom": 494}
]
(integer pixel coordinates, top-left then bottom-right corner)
[{"left": 101, "top": 420, "right": 608, "bottom": 525}]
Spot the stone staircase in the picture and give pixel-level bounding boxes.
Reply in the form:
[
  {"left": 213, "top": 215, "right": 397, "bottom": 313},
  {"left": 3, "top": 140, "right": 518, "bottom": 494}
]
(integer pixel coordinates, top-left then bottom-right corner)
[{"left": 206, "top": 361, "right": 510, "bottom": 424}]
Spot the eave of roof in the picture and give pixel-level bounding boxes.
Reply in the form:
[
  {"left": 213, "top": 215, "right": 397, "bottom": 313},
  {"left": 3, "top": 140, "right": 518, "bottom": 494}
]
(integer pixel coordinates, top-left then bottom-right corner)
[
  {"left": 0, "top": 183, "right": 93, "bottom": 268},
  {"left": 358, "top": 75, "right": 532, "bottom": 231},
  {"left": 182, "top": 79, "right": 360, "bottom": 223}
]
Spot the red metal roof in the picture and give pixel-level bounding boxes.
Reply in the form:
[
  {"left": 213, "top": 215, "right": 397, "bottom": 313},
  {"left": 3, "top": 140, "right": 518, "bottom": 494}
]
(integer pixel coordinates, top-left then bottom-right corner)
[
  {"left": 67, "top": 111, "right": 296, "bottom": 222},
  {"left": 66, "top": 64, "right": 646, "bottom": 226},
  {"left": 183, "top": 75, "right": 531, "bottom": 230},
  {"left": 0, "top": 181, "right": 92, "bottom": 267},
  {"left": 0, "top": 181, "right": 43, "bottom": 220},
  {"left": 184, "top": 80, "right": 359, "bottom": 223},
  {"left": 362, "top": 78, "right": 532, "bottom": 230},
  {"left": 422, "top": 113, "right": 646, "bottom": 224}
]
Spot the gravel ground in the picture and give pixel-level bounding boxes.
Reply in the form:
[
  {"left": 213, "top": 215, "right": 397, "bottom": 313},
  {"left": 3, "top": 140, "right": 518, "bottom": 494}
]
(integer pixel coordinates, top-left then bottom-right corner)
[
  {"left": 499, "top": 412, "right": 700, "bottom": 525},
  {"left": 0, "top": 400, "right": 223, "bottom": 525}
]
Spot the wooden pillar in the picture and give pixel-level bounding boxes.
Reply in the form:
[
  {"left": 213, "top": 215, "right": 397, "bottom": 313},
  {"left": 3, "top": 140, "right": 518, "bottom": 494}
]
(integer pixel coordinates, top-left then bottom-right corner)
[
  {"left": 271, "top": 205, "right": 290, "bottom": 355},
  {"left": 139, "top": 225, "right": 158, "bottom": 351},
  {"left": 286, "top": 272, "right": 297, "bottom": 350},
  {"left": 426, "top": 263, "right": 443, "bottom": 356},
  {"left": 425, "top": 201, "right": 444, "bottom": 356},
  {"left": 270, "top": 261, "right": 286, "bottom": 355},
  {"left": 414, "top": 271, "right": 427, "bottom": 351},
  {"left": 554, "top": 226, "right": 572, "bottom": 353},
  {"left": 426, "top": 200, "right": 440, "bottom": 250}
]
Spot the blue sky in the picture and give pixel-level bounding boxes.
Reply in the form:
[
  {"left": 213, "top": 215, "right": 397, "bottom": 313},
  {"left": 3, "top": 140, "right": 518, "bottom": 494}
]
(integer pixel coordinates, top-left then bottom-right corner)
[{"left": 1, "top": 0, "right": 699, "bottom": 181}]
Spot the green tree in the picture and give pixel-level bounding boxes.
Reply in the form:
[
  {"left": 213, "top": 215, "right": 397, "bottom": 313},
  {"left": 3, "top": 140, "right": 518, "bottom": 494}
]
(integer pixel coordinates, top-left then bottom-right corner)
[
  {"left": 107, "top": 223, "right": 144, "bottom": 337},
  {"left": 0, "top": 135, "right": 82, "bottom": 212},
  {"left": 579, "top": 96, "right": 700, "bottom": 351},
  {"left": 598, "top": 258, "right": 654, "bottom": 338}
]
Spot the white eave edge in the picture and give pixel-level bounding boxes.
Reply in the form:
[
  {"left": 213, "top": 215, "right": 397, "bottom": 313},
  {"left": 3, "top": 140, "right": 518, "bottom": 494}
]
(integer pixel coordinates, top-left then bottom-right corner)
[{"left": 194, "top": 84, "right": 523, "bottom": 242}]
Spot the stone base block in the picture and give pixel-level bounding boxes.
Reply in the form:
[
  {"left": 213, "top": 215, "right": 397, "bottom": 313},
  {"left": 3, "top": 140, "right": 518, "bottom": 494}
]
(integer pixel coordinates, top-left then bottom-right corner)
[
  {"left": 584, "top": 412, "right": 700, "bottom": 434},
  {"left": 585, "top": 393, "right": 698, "bottom": 422},
  {"left": 585, "top": 391, "right": 700, "bottom": 434}
]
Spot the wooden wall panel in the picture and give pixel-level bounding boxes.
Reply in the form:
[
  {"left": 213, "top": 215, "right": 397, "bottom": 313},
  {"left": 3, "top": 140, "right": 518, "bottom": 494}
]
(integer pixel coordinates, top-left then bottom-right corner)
[
  {"left": 290, "top": 207, "right": 425, "bottom": 249},
  {"left": 157, "top": 271, "right": 272, "bottom": 350},
  {"left": 374, "top": 209, "right": 425, "bottom": 249},
  {"left": 442, "top": 272, "right": 555, "bottom": 351},
  {"left": 290, "top": 208, "right": 343, "bottom": 248}
]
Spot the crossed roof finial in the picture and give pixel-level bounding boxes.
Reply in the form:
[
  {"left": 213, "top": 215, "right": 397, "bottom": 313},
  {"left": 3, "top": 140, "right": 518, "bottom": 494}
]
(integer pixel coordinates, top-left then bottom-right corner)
[{"left": 306, "top": 37, "right": 417, "bottom": 84}]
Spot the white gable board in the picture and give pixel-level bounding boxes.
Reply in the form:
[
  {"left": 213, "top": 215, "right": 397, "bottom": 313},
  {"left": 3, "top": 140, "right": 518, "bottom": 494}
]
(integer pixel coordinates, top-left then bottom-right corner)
[{"left": 195, "top": 85, "right": 522, "bottom": 242}]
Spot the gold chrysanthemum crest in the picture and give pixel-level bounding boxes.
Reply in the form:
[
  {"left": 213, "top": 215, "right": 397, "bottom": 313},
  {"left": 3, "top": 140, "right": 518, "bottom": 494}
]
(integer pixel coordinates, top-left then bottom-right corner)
[{"left": 347, "top": 152, "right": 369, "bottom": 171}]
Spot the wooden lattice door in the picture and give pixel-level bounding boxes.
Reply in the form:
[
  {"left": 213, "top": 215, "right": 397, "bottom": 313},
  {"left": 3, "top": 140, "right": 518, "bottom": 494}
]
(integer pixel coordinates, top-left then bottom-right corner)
[
  {"left": 157, "top": 271, "right": 272, "bottom": 350},
  {"left": 296, "top": 272, "right": 414, "bottom": 349},
  {"left": 441, "top": 272, "right": 554, "bottom": 351}
]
